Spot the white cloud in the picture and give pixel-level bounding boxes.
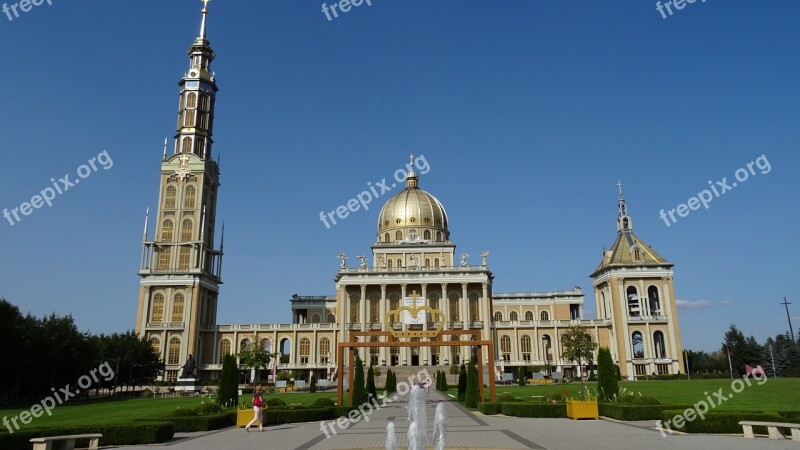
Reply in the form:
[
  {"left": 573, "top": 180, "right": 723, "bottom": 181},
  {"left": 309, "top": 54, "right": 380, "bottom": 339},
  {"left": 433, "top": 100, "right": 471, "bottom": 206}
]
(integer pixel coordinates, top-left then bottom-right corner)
[
  {"left": 719, "top": 299, "right": 731, "bottom": 305},
  {"left": 676, "top": 299, "right": 713, "bottom": 310}
]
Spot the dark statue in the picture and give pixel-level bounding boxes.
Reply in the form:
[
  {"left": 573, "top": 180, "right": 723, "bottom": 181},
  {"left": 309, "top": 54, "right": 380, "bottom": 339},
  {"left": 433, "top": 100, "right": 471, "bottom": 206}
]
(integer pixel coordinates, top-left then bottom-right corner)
[{"left": 181, "top": 354, "right": 196, "bottom": 378}]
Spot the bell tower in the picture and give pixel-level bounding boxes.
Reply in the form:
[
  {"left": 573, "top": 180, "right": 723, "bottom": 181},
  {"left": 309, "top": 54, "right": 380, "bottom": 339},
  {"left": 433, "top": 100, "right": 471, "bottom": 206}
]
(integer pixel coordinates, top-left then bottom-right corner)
[{"left": 134, "top": 0, "right": 224, "bottom": 381}]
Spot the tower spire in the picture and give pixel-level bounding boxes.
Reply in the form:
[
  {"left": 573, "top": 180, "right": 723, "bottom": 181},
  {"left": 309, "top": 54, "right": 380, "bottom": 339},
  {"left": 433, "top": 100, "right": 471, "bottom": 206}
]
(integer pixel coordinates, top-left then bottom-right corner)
[
  {"left": 199, "top": 0, "right": 210, "bottom": 39},
  {"left": 406, "top": 153, "right": 419, "bottom": 189},
  {"left": 617, "top": 180, "right": 633, "bottom": 233}
]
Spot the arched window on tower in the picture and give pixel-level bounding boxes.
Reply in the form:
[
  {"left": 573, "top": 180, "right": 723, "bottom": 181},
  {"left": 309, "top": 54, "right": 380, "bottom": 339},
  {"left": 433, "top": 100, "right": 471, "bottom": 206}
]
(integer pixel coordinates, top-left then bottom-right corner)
[
  {"left": 631, "top": 331, "right": 645, "bottom": 359},
  {"left": 424, "top": 230, "right": 431, "bottom": 240},
  {"left": 151, "top": 294, "right": 165, "bottom": 323},
  {"left": 162, "top": 220, "right": 174, "bottom": 241},
  {"left": 168, "top": 337, "right": 181, "bottom": 365},
  {"left": 171, "top": 294, "right": 185, "bottom": 323},
  {"left": 384, "top": 233, "right": 390, "bottom": 243},
  {"left": 387, "top": 259, "right": 393, "bottom": 269},
  {"left": 181, "top": 219, "right": 193, "bottom": 241},
  {"left": 425, "top": 258, "right": 430, "bottom": 267},
  {"left": 436, "top": 231, "right": 442, "bottom": 241},
  {"left": 158, "top": 247, "right": 171, "bottom": 270},
  {"left": 627, "top": 286, "right": 641, "bottom": 317},
  {"left": 184, "top": 186, "right": 196, "bottom": 209},
  {"left": 182, "top": 137, "right": 192, "bottom": 154},
  {"left": 653, "top": 331, "right": 666, "bottom": 358},
  {"left": 648, "top": 286, "right": 661, "bottom": 316},
  {"left": 150, "top": 337, "right": 161, "bottom": 356},
  {"left": 396, "top": 258, "right": 402, "bottom": 268},
  {"left": 165, "top": 186, "right": 177, "bottom": 209},
  {"left": 434, "top": 258, "right": 440, "bottom": 268},
  {"left": 395, "top": 231, "right": 402, "bottom": 241},
  {"left": 219, "top": 340, "right": 231, "bottom": 364},
  {"left": 178, "top": 247, "right": 191, "bottom": 269},
  {"left": 187, "top": 92, "right": 197, "bottom": 108}
]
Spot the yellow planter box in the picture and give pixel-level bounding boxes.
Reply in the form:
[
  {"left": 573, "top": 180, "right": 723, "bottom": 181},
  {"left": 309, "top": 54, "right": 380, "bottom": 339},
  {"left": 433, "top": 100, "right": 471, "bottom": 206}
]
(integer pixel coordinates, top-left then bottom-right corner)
[{"left": 566, "top": 400, "right": 599, "bottom": 420}]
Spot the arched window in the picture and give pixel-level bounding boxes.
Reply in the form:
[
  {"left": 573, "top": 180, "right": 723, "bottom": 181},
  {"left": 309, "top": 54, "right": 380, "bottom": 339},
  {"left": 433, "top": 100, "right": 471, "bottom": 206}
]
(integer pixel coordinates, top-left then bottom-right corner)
[
  {"left": 436, "top": 232, "right": 442, "bottom": 241},
  {"left": 520, "top": 335, "right": 532, "bottom": 361},
  {"left": 510, "top": 311, "right": 518, "bottom": 322},
  {"left": 187, "top": 92, "right": 197, "bottom": 108},
  {"left": 181, "top": 219, "right": 193, "bottom": 241},
  {"left": 162, "top": 220, "right": 174, "bottom": 241},
  {"left": 194, "top": 138, "right": 204, "bottom": 156},
  {"left": 299, "top": 338, "right": 310, "bottom": 363},
  {"left": 319, "top": 338, "right": 331, "bottom": 363},
  {"left": 429, "top": 293, "right": 440, "bottom": 312},
  {"left": 542, "top": 335, "right": 552, "bottom": 361},
  {"left": 181, "top": 137, "right": 192, "bottom": 154},
  {"left": 369, "top": 298, "right": 379, "bottom": 323},
  {"left": 500, "top": 335, "right": 511, "bottom": 361},
  {"left": 387, "top": 259, "right": 393, "bottom": 269},
  {"left": 171, "top": 294, "right": 184, "bottom": 323},
  {"left": 178, "top": 247, "right": 191, "bottom": 269},
  {"left": 627, "top": 286, "right": 641, "bottom": 317},
  {"left": 311, "top": 313, "right": 321, "bottom": 324},
  {"left": 184, "top": 185, "right": 196, "bottom": 209},
  {"left": 396, "top": 258, "right": 402, "bottom": 268},
  {"left": 653, "top": 331, "right": 666, "bottom": 358},
  {"left": 240, "top": 338, "right": 251, "bottom": 351},
  {"left": 219, "top": 340, "right": 231, "bottom": 363},
  {"left": 384, "top": 233, "right": 390, "bottom": 243},
  {"left": 434, "top": 258, "right": 440, "bottom": 268},
  {"left": 425, "top": 258, "right": 430, "bottom": 267},
  {"left": 494, "top": 311, "right": 503, "bottom": 322},
  {"left": 632, "top": 331, "right": 645, "bottom": 359},
  {"left": 648, "top": 286, "right": 661, "bottom": 316},
  {"left": 150, "top": 337, "right": 161, "bottom": 356},
  {"left": 424, "top": 230, "right": 431, "bottom": 240},
  {"left": 261, "top": 339, "right": 271, "bottom": 352},
  {"left": 469, "top": 297, "right": 480, "bottom": 322},
  {"left": 540, "top": 311, "right": 550, "bottom": 321},
  {"left": 327, "top": 313, "right": 336, "bottom": 324},
  {"left": 151, "top": 294, "right": 165, "bottom": 323},
  {"left": 525, "top": 311, "right": 534, "bottom": 321},
  {"left": 165, "top": 186, "right": 177, "bottom": 209},
  {"left": 168, "top": 337, "right": 180, "bottom": 365},
  {"left": 395, "top": 231, "right": 402, "bottom": 241}
]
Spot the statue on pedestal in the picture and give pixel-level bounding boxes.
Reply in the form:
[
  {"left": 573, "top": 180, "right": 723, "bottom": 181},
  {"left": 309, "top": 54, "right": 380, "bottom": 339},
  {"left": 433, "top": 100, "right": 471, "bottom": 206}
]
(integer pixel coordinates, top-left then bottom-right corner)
[{"left": 181, "top": 354, "right": 196, "bottom": 379}]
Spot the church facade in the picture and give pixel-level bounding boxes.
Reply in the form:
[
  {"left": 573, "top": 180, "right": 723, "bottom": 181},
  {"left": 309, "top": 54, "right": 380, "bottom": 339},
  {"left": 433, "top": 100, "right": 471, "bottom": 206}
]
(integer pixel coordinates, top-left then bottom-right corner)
[{"left": 134, "top": 4, "right": 685, "bottom": 384}]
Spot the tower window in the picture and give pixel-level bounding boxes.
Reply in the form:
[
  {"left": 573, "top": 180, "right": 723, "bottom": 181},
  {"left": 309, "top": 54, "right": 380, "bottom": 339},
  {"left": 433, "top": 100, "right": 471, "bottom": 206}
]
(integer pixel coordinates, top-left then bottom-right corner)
[
  {"left": 424, "top": 218, "right": 430, "bottom": 224},
  {"left": 387, "top": 259, "right": 393, "bottom": 269},
  {"left": 410, "top": 217, "right": 416, "bottom": 223},
  {"left": 425, "top": 258, "right": 430, "bottom": 267},
  {"left": 434, "top": 258, "right": 440, "bottom": 268},
  {"left": 396, "top": 258, "right": 402, "bottom": 268},
  {"left": 184, "top": 185, "right": 197, "bottom": 209},
  {"left": 157, "top": 247, "right": 171, "bottom": 270},
  {"left": 187, "top": 92, "right": 197, "bottom": 108},
  {"left": 424, "top": 230, "right": 431, "bottom": 240},
  {"left": 219, "top": 340, "right": 231, "bottom": 364},
  {"left": 648, "top": 286, "right": 662, "bottom": 316},
  {"left": 627, "top": 286, "right": 641, "bottom": 317},
  {"left": 632, "top": 332, "right": 645, "bottom": 358},
  {"left": 168, "top": 337, "right": 181, "bottom": 365},
  {"left": 181, "top": 137, "right": 192, "bottom": 154},
  {"left": 172, "top": 294, "right": 185, "bottom": 323},
  {"left": 181, "top": 219, "right": 193, "bottom": 241},
  {"left": 150, "top": 337, "right": 161, "bottom": 356},
  {"left": 151, "top": 294, "right": 165, "bottom": 323},
  {"left": 183, "top": 110, "right": 196, "bottom": 128},
  {"left": 653, "top": 331, "right": 666, "bottom": 358},
  {"left": 161, "top": 220, "right": 174, "bottom": 242},
  {"left": 178, "top": 247, "right": 191, "bottom": 270},
  {"left": 396, "top": 218, "right": 401, "bottom": 224},
  {"left": 436, "top": 232, "right": 442, "bottom": 241},
  {"left": 165, "top": 186, "right": 177, "bottom": 209},
  {"left": 384, "top": 232, "right": 390, "bottom": 243},
  {"left": 395, "top": 231, "right": 402, "bottom": 241}
]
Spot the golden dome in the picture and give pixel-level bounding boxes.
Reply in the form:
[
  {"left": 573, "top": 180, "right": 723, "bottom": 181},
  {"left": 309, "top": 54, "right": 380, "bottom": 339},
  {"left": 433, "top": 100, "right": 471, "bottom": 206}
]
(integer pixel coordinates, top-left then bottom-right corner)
[{"left": 377, "top": 169, "right": 449, "bottom": 244}]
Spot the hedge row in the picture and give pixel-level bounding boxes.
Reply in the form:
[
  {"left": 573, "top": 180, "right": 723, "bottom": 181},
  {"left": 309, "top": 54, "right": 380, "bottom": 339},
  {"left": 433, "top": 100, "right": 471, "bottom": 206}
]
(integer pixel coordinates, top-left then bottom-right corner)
[
  {"left": 167, "top": 412, "right": 236, "bottom": 432},
  {"left": 501, "top": 402, "right": 567, "bottom": 418},
  {"left": 659, "top": 409, "right": 781, "bottom": 435},
  {"left": 0, "top": 422, "right": 174, "bottom": 450},
  {"left": 478, "top": 402, "right": 503, "bottom": 415},
  {"left": 599, "top": 404, "right": 693, "bottom": 421}
]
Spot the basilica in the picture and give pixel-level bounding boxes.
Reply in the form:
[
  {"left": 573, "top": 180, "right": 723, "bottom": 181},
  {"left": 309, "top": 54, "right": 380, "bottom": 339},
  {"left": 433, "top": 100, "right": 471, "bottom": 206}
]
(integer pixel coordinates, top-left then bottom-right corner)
[{"left": 134, "top": 4, "right": 684, "bottom": 385}]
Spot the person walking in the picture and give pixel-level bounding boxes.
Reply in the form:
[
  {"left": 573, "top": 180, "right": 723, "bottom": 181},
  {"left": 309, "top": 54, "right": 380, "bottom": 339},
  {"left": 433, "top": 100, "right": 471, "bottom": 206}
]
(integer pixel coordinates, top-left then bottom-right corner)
[{"left": 245, "top": 385, "right": 265, "bottom": 432}]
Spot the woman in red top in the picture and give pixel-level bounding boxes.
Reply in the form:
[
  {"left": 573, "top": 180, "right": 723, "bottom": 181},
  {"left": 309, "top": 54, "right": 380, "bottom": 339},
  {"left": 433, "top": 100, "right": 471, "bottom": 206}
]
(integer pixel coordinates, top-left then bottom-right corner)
[{"left": 245, "top": 385, "right": 265, "bottom": 432}]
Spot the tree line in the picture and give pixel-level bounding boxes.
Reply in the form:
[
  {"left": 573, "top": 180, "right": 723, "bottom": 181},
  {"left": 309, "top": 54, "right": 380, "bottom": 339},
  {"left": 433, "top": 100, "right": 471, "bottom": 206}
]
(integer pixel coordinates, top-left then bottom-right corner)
[
  {"left": 0, "top": 299, "right": 163, "bottom": 406},
  {"left": 686, "top": 324, "right": 800, "bottom": 377}
]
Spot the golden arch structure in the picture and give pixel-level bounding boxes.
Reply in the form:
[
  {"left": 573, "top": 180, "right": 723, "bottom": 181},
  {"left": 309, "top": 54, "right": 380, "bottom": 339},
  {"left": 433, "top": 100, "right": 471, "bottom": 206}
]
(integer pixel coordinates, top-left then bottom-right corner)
[{"left": 336, "top": 328, "right": 497, "bottom": 405}]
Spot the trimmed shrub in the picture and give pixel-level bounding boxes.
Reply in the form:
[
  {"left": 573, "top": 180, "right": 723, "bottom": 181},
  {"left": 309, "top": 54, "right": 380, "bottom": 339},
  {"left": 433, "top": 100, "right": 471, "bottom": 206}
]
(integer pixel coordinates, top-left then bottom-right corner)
[
  {"left": 518, "top": 367, "right": 526, "bottom": 386},
  {"left": 351, "top": 355, "right": 368, "bottom": 407},
  {"left": 385, "top": 369, "right": 397, "bottom": 394},
  {"left": 597, "top": 347, "right": 618, "bottom": 401},
  {"left": 313, "top": 398, "right": 336, "bottom": 407},
  {"left": 197, "top": 402, "right": 224, "bottom": 415},
  {"left": 366, "top": 366, "right": 377, "bottom": 402},
  {"left": 217, "top": 354, "right": 239, "bottom": 407},
  {"left": 310, "top": 375, "right": 317, "bottom": 394},
  {"left": 265, "top": 398, "right": 287, "bottom": 407},
  {"left": 465, "top": 363, "right": 479, "bottom": 408},
  {"left": 498, "top": 393, "right": 518, "bottom": 403},
  {"left": 660, "top": 410, "right": 779, "bottom": 434},
  {"left": 440, "top": 371, "right": 449, "bottom": 391},
  {"left": 0, "top": 422, "right": 175, "bottom": 450},
  {"left": 599, "top": 404, "right": 692, "bottom": 421},
  {"left": 168, "top": 412, "right": 235, "bottom": 432},
  {"left": 457, "top": 364, "right": 467, "bottom": 402},
  {"left": 478, "top": 402, "right": 502, "bottom": 415},
  {"left": 265, "top": 406, "right": 353, "bottom": 425},
  {"left": 501, "top": 402, "right": 567, "bottom": 418}
]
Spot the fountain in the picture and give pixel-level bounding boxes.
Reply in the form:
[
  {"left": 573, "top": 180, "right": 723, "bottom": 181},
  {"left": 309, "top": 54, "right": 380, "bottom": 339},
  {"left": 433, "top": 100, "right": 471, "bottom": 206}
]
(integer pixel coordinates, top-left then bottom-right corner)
[{"left": 385, "top": 384, "right": 448, "bottom": 450}]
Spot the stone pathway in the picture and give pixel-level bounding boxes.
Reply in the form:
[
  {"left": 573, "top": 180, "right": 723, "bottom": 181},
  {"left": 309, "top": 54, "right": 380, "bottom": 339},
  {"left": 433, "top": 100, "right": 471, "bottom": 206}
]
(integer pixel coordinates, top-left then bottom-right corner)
[{"left": 121, "top": 390, "right": 799, "bottom": 450}]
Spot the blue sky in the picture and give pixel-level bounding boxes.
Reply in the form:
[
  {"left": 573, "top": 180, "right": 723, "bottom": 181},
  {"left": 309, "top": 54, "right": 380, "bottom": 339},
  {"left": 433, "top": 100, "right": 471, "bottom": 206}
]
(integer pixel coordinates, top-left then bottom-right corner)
[{"left": 1, "top": 1, "right": 798, "bottom": 352}]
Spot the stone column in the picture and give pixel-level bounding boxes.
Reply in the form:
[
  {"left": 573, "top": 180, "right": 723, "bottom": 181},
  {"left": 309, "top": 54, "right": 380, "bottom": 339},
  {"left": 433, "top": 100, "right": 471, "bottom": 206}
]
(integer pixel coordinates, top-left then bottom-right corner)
[
  {"left": 421, "top": 284, "right": 429, "bottom": 364},
  {"left": 380, "top": 284, "right": 387, "bottom": 366},
  {"left": 482, "top": 282, "right": 491, "bottom": 364},
  {"left": 441, "top": 283, "right": 450, "bottom": 364},
  {"left": 401, "top": 283, "right": 407, "bottom": 365}
]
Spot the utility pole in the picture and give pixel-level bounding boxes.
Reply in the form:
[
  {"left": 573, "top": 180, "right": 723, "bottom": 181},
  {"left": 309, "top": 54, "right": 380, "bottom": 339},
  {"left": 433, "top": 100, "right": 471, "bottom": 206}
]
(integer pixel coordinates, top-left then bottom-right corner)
[{"left": 781, "top": 297, "right": 795, "bottom": 342}]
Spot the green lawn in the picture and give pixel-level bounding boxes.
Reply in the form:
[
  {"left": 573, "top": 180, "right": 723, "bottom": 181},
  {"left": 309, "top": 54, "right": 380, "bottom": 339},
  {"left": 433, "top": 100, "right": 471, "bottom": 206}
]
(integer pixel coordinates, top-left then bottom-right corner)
[
  {"left": 479, "top": 378, "right": 800, "bottom": 411},
  {"left": 0, "top": 391, "right": 338, "bottom": 430}
]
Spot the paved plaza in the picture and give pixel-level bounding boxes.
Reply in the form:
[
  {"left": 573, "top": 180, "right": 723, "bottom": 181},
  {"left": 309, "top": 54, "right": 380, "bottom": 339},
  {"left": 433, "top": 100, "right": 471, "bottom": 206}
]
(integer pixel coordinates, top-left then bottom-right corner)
[{"left": 121, "top": 391, "right": 798, "bottom": 450}]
